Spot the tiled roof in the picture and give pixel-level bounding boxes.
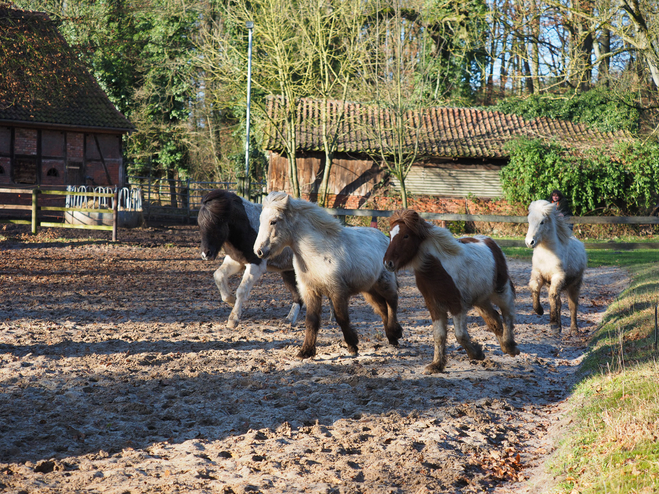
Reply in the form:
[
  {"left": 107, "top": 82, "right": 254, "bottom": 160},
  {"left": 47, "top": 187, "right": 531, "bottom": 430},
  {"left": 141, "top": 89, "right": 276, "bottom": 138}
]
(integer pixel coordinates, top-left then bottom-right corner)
[
  {"left": 0, "top": 7, "right": 134, "bottom": 132},
  {"left": 263, "top": 96, "right": 632, "bottom": 158}
]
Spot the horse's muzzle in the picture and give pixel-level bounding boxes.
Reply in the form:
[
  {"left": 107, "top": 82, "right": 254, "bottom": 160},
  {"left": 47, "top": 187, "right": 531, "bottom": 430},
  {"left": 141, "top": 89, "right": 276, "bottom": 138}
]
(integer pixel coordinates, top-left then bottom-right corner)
[
  {"left": 383, "top": 260, "right": 396, "bottom": 272},
  {"left": 255, "top": 247, "right": 269, "bottom": 259},
  {"left": 200, "top": 249, "right": 217, "bottom": 261},
  {"left": 525, "top": 238, "right": 536, "bottom": 248}
]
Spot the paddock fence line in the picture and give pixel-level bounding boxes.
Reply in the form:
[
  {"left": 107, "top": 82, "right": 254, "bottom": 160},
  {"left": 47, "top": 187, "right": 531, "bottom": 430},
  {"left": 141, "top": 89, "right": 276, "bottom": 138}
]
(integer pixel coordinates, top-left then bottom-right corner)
[
  {"left": 0, "top": 186, "right": 144, "bottom": 241},
  {"left": 326, "top": 208, "right": 659, "bottom": 250},
  {"left": 127, "top": 176, "right": 267, "bottom": 223}
]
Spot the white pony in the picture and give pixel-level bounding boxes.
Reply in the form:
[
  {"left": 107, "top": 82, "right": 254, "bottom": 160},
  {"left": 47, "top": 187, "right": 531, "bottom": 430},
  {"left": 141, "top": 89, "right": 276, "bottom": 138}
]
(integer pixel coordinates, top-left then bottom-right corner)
[
  {"left": 383, "top": 209, "right": 519, "bottom": 373},
  {"left": 254, "top": 191, "right": 403, "bottom": 358},
  {"left": 525, "top": 200, "right": 587, "bottom": 334}
]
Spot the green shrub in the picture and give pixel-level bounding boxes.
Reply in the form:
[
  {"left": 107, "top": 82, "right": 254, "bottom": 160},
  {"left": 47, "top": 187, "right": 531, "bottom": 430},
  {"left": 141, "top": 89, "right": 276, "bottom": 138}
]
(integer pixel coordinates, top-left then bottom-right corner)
[
  {"left": 494, "top": 88, "right": 640, "bottom": 133},
  {"left": 501, "top": 138, "right": 659, "bottom": 215}
]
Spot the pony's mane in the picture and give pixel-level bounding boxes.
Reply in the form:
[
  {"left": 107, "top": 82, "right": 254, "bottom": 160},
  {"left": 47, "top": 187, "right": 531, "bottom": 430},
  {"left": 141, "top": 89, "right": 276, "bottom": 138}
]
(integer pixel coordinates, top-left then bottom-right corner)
[
  {"left": 390, "top": 209, "right": 462, "bottom": 257},
  {"left": 199, "top": 189, "right": 239, "bottom": 230},
  {"left": 264, "top": 191, "right": 343, "bottom": 236},
  {"left": 199, "top": 189, "right": 259, "bottom": 231},
  {"left": 530, "top": 199, "right": 573, "bottom": 245}
]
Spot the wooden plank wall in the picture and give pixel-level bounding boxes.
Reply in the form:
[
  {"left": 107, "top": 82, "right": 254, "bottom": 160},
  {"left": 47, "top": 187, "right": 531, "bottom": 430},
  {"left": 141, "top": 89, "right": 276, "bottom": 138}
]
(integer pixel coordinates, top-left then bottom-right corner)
[{"left": 268, "top": 151, "right": 384, "bottom": 196}]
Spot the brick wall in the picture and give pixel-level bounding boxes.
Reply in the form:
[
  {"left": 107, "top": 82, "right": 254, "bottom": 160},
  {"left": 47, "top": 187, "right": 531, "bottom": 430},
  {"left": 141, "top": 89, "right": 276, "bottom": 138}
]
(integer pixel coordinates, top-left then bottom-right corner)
[
  {"left": 15, "top": 128, "right": 37, "bottom": 155},
  {"left": 66, "top": 132, "right": 84, "bottom": 162}
]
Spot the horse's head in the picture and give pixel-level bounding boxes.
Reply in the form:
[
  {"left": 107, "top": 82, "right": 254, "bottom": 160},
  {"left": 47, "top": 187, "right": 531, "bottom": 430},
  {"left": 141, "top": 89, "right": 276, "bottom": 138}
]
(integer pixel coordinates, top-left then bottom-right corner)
[
  {"left": 525, "top": 200, "right": 556, "bottom": 248},
  {"left": 197, "top": 190, "right": 234, "bottom": 260},
  {"left": 383, "top": 209, "right": 429, "bottom": 272},
  {"left": 254, "top": 191, "right": 291, "bottom": 259}
]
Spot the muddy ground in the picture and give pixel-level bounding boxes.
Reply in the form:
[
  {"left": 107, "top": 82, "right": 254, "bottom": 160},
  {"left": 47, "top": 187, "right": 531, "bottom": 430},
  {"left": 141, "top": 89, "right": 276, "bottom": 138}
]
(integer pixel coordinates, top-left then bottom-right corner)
[{"left": 0, "top": 224, "right": 628, "bottom": 493}]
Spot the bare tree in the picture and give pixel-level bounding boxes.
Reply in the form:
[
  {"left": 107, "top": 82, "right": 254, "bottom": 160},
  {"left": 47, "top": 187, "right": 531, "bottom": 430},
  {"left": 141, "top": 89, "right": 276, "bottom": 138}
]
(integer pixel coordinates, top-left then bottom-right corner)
[
  {"left": 295, "top": 0, "right": 364, "bottom": 206},
  {"left": 365, "top": 0, "right": 424, "bottom": 209},
  {"left": 196, "top": 0, "right": 315, "bottom": 197}
]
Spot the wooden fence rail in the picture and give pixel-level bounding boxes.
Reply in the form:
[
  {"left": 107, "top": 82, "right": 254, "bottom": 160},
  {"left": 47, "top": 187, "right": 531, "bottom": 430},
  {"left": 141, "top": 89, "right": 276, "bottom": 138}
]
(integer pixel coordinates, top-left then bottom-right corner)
[
  {"left": 326, "top": 209, "right": 659, "bottom": 250},
  {"left": 0, "top": 187, "right": 119, "bottom": 241},
  {"left": 326, "top": 208, "right": 659, "bottom": 225},
  {"left": 2, "top": 188, "right": 658, "bottom": 249}
]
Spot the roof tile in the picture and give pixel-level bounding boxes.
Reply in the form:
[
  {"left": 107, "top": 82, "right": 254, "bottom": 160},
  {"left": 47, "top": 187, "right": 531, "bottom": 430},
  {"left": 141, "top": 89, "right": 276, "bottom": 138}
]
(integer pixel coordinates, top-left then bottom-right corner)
[
  {"left": 0, "top": 7, "right": 134, "bottom": 132},
  {"left": 264, "top": 96, "right": 632, "bottom": 158}
]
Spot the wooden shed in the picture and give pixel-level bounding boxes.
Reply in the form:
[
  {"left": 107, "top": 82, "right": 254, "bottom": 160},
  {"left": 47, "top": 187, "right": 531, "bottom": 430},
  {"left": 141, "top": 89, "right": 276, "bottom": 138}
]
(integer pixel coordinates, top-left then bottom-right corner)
[
  {"left": 263, "top": 96, "right": 631, "bottom": 203},
  {"left": 0, "top": 7, "right": 134, "bottom": 190}
]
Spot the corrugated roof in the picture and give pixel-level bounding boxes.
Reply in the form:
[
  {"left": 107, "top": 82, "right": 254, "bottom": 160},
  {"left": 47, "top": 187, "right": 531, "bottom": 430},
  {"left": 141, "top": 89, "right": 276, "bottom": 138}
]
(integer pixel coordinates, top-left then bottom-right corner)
[
  {"left": 0, "top": 7, "right": 134, "bottom": 132},
  {"left": 263, "top": 96, "right": 632, "bottom": 158}
]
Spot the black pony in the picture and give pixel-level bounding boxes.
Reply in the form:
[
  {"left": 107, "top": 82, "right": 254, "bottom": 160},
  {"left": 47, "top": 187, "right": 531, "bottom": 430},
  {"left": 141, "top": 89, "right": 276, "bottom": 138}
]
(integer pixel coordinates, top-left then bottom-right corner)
[{"left": 197, "top": 189, "right": 303, "bottom": 328}]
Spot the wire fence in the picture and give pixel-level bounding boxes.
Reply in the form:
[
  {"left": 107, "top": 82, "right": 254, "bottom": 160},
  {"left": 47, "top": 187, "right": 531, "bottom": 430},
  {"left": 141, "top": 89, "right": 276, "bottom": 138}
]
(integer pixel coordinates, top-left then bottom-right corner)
[{"left": 127, "top": 177, "right": 267, "bottom": 223}]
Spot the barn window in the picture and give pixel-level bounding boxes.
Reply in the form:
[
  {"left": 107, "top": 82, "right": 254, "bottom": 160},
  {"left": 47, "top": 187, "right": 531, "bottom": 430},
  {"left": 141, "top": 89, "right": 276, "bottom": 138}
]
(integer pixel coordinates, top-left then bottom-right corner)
[{"left": 46, "top": 167, "right": 59, "bottom": 177}]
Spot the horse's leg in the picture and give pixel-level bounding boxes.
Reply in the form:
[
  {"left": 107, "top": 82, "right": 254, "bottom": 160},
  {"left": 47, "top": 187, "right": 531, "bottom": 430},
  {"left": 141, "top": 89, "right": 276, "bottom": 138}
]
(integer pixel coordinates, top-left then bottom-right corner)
[
  {"left": 364, "top": 275, "right": 403, "bottom": 345},
  {"left": 424, "top": 312, "right": 449, "bottom": 374},
  {"left": 548, "top": 274, "right": 565, "bottom": 333},
  {"left": 488, "top": 287, "right": 520, "bottom": 356},
  {"left": 363, "top": 289, "right": 403, "bottom": 346},
  {"left": 298, "top": 291, "right": 322, "bottom": 359},
  {"left": 227, "top": 261, "right": 268, "bottom": 329},
  {"left": 529, "top": 269, "right": 545, "bottom": 316},
  {"left": 329, "top": 294, "right": 359, "bottom": 355},
  {"left": 213, "top": 256, "right": 244, "bottom": 306},
  {"left": 453, "top": 311, "right": 485, "bottom": 361},
  {"left": 474, "top": 301, "right": 506, "bottom": 345},
  {"left": 280, "top": 270, "right": 303, "bottom": 326},
  {"left": 566, "top": 278, "right": 582, "bottom": 335}
]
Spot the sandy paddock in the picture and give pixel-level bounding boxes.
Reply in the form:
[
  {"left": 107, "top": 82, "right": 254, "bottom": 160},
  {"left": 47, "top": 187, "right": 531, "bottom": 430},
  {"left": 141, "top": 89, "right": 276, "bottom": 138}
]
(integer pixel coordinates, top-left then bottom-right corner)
[{"left": 0, "top": 225, "right": 628, "bottom": 493}]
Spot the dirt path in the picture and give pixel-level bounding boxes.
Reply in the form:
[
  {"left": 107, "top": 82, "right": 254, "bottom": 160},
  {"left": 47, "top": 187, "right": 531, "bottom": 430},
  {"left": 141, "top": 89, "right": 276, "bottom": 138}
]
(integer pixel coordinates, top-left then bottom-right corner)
[{"left": 0, "top": 225, "right": 628, "bottom": 493}]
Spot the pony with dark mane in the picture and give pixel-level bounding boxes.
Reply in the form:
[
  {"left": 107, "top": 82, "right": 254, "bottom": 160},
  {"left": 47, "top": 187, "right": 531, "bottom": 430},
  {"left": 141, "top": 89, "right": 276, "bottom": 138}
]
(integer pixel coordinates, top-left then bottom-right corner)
[
  {"left": 525, "top": 199, "right": 587, "bottom": 334},
  {"left": 254, "top": 191, "right": 403, "bottom": 358},
  {"left": 383, "top": 209, "right": 520, "bottom": 373},
  {"left": 197, "top": 189, "right": 303, "bottom": 328}
]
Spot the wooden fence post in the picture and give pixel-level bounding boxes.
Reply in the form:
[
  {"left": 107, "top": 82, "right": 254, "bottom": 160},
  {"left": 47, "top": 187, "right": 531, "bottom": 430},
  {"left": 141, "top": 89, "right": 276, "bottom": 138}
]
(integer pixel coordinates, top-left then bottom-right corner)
[
  {"left": 31, "top": 188, "right": 39, "bottom": 235},
  {"left": 112, "top": 186, "right": 118, "bottom": 242}
]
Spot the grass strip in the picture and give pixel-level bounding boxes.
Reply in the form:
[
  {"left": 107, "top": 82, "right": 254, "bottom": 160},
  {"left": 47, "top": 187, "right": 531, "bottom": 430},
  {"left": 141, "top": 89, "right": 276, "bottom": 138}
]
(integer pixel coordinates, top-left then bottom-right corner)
[{"left": 503, "top": 247, "right": 659, "bottom": 493}]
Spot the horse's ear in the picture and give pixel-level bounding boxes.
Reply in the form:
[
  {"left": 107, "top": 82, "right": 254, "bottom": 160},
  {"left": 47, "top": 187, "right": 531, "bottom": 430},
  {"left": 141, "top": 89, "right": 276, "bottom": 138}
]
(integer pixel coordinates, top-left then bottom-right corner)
[{"left": 265, "top": 191, "right": 290, "bottom": 210}]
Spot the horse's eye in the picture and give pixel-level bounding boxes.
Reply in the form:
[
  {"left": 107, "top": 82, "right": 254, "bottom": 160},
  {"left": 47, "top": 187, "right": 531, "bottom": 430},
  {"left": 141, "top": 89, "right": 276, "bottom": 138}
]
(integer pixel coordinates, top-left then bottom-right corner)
[
  {"left": 540, "top": 220, "right": 545, "bottom": 225},
  {"left": 270, "top": 220, "right": 277, "bottom": 226},
  {"left": 403, "top": 234, "right": 409, "bottom": 239}
]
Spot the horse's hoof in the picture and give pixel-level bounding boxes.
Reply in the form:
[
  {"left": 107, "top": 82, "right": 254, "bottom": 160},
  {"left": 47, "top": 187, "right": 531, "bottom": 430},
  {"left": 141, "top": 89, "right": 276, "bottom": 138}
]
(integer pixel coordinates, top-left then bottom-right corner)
[
  {"left": 297, "top": 348, "right": 316, "bottom": 359},
  {"left": 347, "top": 345, "right": 359, "bottom": 356},
  {"left": 504, "top": 344, "right": 521, "bottom": 356},
  {"left": 533, "top": 306, "right": 544, "bottom": 316},
  {"left": 550, "top": 323, "right": 561, "bottom": 333},
  {"left": 423, "top": 362, "right": 446, "bottom": 374},
  {"left": 227, "top": 318, "right": 239, "bottom": 329},
  {"left": 387, "top": 337, "right": 400, "bottom": 347},
  {"left": 465, "top": 345, "right": 485, "bottom": 361}
]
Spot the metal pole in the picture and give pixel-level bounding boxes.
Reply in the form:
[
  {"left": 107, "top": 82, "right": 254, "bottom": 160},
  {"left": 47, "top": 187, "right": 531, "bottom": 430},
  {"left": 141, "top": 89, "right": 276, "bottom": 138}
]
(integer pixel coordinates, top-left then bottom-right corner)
[{"left": 244, "top": 21, "right": 254, "bottom": 198}]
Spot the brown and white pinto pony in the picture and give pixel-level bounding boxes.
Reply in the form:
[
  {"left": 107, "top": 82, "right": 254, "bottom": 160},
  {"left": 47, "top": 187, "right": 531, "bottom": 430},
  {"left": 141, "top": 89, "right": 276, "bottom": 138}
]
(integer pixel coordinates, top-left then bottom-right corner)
[
  {"left": 525, "top": 200, "right": 587, "bottom": 334},
  {"left": 383, "top": 209, "right": 520, "bottom": 373}
]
